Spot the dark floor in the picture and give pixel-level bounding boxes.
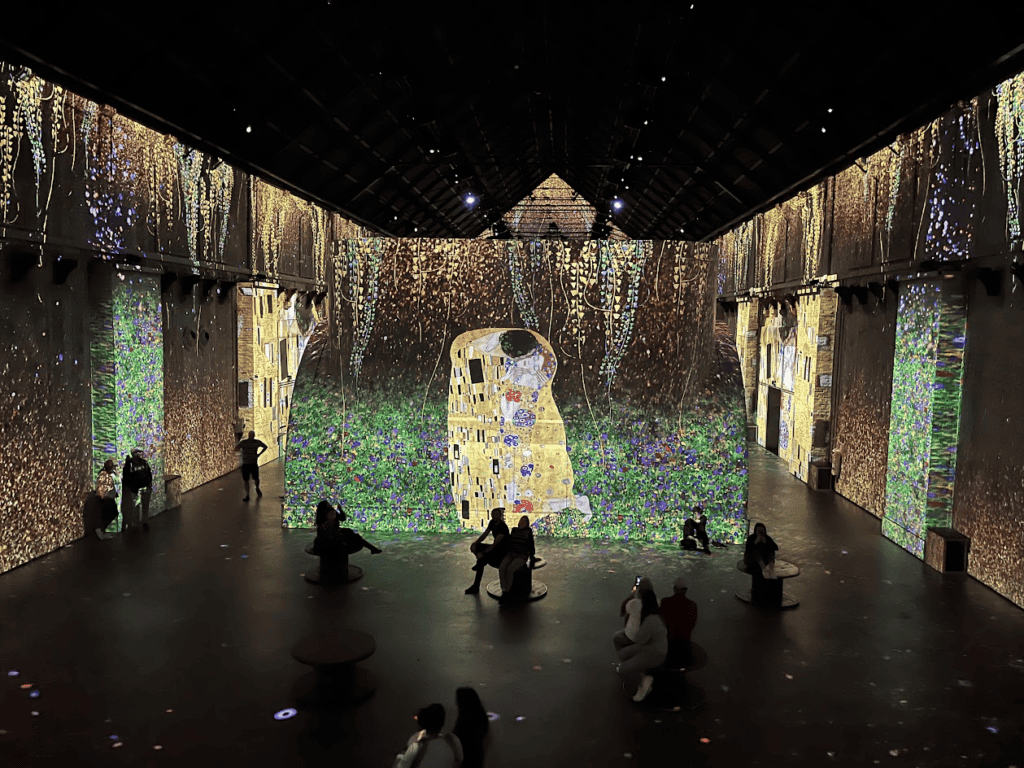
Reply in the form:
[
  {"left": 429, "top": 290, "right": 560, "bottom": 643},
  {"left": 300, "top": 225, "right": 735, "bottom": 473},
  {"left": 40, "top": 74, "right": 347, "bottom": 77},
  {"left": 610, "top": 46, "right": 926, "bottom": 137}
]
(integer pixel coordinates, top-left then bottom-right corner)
[{"left": 2, "top": 447, "right": 1024, "bottom": 767}]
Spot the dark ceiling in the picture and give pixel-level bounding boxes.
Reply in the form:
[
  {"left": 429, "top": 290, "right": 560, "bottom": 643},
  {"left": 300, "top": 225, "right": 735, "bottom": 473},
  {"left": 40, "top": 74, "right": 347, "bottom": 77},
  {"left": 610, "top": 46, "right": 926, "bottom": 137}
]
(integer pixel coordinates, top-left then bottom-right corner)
[{"left": 4, "top": 5, "right": 1024, "bottom": 241}]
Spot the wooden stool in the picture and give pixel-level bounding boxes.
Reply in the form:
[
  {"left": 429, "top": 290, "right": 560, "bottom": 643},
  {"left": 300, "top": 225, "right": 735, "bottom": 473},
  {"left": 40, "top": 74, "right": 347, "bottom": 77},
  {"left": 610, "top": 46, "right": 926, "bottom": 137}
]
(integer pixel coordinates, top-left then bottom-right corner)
[
  {"left": 646, "top": 642, "right": 708, "bottom": 711},
  {"left": 485, "top": 571, "right": 548, "bottom": 602},
  {"left": 291, "top": 630, "right": 376, "bottom": 708},
  {"left": 735, "top": 559, "right": 799, "bottom": 608},
  {"left": 304, "top": 541, "right": 363, "bottom": 584}
]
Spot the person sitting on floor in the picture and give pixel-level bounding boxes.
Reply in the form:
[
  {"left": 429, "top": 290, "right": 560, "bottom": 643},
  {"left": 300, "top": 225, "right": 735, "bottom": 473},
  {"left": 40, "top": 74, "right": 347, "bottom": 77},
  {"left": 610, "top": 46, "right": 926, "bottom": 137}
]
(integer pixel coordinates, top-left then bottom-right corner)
[
  {"left": 393, "top": 703, "right": 463, "bottom": 768},
  {"left": 453, "top": 686, "right": 490, "bottom": 768},
  {"left": 681, "top": 507, "right": 710, "bottom": 554},
  {"left": 659, "top": 576, "right": 698, "bottom": 668},
  {"left": 744, "top": 522, "right": 780, "bottom": 605},
  {"left": 465, "top": 508, "right": 510, "bottom": 595},
  {"left": 613, "top": 576, "right": 654, "bottom": 655},
  {"left": 617, "top": 589, "right": 668, "bottom": 703},
  {"left": 312, "top": 500, "right": 382, "bottom": 557},
  {"left": 497, "top": 515, "right": 535, "bottom": 603}
]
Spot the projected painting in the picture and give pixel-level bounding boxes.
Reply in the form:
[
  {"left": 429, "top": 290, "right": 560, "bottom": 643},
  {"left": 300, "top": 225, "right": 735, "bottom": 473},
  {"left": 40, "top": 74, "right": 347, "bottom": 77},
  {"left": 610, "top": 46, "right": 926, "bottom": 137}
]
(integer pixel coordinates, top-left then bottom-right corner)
[{"left": 284, "top": 238, "right": 749, "bottom": 544}]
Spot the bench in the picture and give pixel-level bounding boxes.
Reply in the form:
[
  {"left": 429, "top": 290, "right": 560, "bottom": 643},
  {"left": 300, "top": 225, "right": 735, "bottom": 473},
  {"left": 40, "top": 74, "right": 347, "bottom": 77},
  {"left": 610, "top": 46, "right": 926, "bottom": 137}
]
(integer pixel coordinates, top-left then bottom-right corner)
[
  {"left": 735, "top": 559, "right": 799, "bottom": 609},
  {"left": 484, "top": 557, "right": 548, "bottom": 602},
  {"left": 291, "top": 630, "right": 376, "bottom": 708},
  {"left": 304, "top": 541, "right": 364, "bottom": 585},
  {"left": 645, "top": 642, "right": 708, "bottom": 711}
]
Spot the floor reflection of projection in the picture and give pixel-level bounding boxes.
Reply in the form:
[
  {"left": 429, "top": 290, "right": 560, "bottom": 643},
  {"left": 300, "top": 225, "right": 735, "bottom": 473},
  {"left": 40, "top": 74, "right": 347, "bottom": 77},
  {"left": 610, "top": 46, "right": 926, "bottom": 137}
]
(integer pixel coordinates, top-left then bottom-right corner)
[{"left": 448, "top": 328, "right": 588, "bottom": 530}]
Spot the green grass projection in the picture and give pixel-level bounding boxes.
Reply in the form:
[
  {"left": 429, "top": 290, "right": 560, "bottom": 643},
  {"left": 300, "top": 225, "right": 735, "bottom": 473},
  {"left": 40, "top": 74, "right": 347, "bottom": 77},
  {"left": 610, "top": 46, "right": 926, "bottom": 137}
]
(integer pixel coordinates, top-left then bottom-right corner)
[{"left": 284, "top": 330, "right": 748, "bottom": 544}]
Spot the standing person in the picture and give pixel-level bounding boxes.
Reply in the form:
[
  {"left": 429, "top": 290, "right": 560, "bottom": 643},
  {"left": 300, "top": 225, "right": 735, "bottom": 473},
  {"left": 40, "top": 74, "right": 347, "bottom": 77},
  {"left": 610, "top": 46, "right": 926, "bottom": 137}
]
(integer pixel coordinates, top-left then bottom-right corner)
[
  {"left": 95, "top": 459, "right": 118, "bottom": 540},
  {"left": 744, "top": 522, "right": 780, "bottom": 606},
  {"left": 613, "top": 577, "right": 653, "bottom": 654},
  {"left": 616, "top": 590, "right": 668, "bottom": 702},
  {"left": 497, "top": 515, "right": 535, "bottom": 603},
  {"left": 121, "top": 448, "right": 153, "bottom": 532},
  {"left": 234, "top": 430, "right": 268, "bottom": 502},
  {"left": 452, "top": 687, "right": 489, "bottom": 768},
  {"left": 464, "top": 508, "right": 510, "bottom": 595},
  {"left": 659, "top": 576, "right": 698, "bottom": 667},
  {"left": 392, "top": 703, "right": 463, "bottom": 768}
]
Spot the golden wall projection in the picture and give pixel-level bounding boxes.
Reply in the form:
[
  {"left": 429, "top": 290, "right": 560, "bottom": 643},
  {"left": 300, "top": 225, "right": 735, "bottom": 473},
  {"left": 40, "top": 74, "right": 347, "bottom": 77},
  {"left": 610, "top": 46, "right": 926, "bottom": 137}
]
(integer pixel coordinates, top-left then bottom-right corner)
[{"left": 448, "top": 328, "right": 582, "bottom": 529}]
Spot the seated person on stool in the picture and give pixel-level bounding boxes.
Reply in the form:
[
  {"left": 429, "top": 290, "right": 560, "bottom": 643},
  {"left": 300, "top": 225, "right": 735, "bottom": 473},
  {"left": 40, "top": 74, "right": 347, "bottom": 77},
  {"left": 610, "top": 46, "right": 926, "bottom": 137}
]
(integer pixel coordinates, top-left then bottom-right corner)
[
  {"left": 612, "top": 576, "right": 653, "bottom": 654},
  {"left": 498, "top": 515, "right": 535, "bottom": 604},
  {"left": 313, "top": 500, "right": 383, "bottom": 557},
  {"left": 617, "top": 590, "right": 668, "bottom": 702},
  {"left": 465, "top": 508, "right": 510, "bottom": 595},
  {"left": 681, "top": 507, "right": 710, "bottom": 554},
  {"left": 659, "top": 576, "right": 698, "bottom": 668},
  {"left": 744, "top": 522, "right": 780, "bottom": 606}
]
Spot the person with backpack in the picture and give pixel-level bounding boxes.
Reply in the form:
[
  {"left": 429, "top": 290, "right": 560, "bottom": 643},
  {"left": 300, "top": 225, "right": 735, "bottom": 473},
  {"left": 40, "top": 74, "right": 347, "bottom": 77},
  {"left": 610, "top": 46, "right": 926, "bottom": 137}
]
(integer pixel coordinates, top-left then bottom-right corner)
[
  {"left": 121, "top": 448, "right": 154, "bottom": 532},
  {"left": 393, "top": 703, "right": 463, "bottom": 767}
]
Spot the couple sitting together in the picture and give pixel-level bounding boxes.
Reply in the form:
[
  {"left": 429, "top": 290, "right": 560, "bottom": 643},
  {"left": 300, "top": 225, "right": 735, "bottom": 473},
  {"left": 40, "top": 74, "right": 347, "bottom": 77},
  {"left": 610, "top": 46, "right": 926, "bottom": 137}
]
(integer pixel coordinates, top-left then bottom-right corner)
[{"left": 464, "top": 508, "right": 537, "bottom": 603}]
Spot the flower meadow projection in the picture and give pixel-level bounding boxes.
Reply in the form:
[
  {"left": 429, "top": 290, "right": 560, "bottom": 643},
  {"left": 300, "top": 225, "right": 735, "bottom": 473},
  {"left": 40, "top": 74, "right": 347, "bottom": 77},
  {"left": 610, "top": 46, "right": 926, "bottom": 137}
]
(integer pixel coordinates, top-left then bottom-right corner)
[
  {"left": 91, "top": 273, "right": 165, "bottom": 530},
  {"left": 883, "top": 280, "right": 966, "bottom": 556},
  {"left": 284, "top": 238, "right": 749, "bottom": 544}
]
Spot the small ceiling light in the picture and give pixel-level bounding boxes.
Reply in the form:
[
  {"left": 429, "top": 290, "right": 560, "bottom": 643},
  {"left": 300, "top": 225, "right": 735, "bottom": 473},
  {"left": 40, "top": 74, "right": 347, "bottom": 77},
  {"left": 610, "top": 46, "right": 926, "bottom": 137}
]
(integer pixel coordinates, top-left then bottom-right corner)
[
  {"left": 394, "top": 215, "right": 398, "bottom": 220},
  {"left": 827, "top": 108, "right": 833, "bottom": 113},
  {"left": 611, "top": 198, "right": 624, "bottom": 212},
  {"left": 661, "top": 76, "right": 666, "bottom": 82},
  {"left": 465, "top": 193, "right": 477, "bottom": 206},
  {"left": 245, "top": 126, "right": 252, "bottom": 133},
  {"left": 429, "top": 149, "right": 435, "bottom": 154},
  {"left": 821, "top": 127, "right": 826, "bottom": 133},
  {"left": 643, "top": 120, "right": 648, "bottom": 125},
  {"left": 637, "top": 156, "right": 643, "bottom": 162}
]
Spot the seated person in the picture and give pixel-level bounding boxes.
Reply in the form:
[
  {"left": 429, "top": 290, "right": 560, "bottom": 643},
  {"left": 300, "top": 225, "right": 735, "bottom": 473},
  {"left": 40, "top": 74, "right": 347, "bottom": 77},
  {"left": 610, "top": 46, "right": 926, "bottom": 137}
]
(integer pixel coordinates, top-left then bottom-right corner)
[
  {"left": 312, "top": 500, "right": 382, "bottom": 557},
  {"left": 659, "top": 576, "right": 698, "bottom": 668},
  {"left": 394, "top": 703, "right": 463, "bottom": 768},
  {"left": 616, "top": 590, "right": 668, "bottom": 702},
  {"left": 744, "top": 522, "right": 780, "bottom": 605},
  {"left": 498, "top": 515, "right": 535, "bottom": 603},
  {"left": 681, "top": 507, "right": 710, "bottom": 553},
  {"left": 613, "top": 577, "right": 653, "bottom": 653},
  {"left": 465, "top": 508, "right": 510, "bottom": 595}
]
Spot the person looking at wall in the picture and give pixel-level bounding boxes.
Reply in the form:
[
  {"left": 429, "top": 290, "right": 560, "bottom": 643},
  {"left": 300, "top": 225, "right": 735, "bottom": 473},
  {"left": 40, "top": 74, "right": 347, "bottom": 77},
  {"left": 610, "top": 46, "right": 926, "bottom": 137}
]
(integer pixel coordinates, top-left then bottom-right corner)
[
  {"left": 659, "top": 576, "right": 698, "bottom": 668},
  {"left": 234, "top": 430, "right": 268, "bottom": 502},
  {"left": 121, "top": 448, "right": 153, "bottom": 532},
  {"left": 94, "top": 459, "right": 118, "bottom": 540}
]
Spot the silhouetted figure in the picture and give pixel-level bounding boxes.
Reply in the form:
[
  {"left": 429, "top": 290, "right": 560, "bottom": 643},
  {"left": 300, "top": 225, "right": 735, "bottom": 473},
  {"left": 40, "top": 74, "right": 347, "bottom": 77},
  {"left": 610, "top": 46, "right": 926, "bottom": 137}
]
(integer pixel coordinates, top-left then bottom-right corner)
[
  {"left": 744, "top": 522, "right": 780, "bottom": 606},
  {"left": 312, "top": 500, "right": 382, "bottom": 557},
  {"left": 233, "top": 415, "right": 245, "bottom": 444},
  {"left": 613, "top": 577, "right": 653, "bottom": 654},
  {"left": 393, "top": 703, "right": 463, "bottom": 768},
  {"left": 617, "top": 589, "right": 668, "bottom": 702},
  {"left": 659, "top": 576, "right": 698, "bottom": 667},
  {"left": 453, "top": 687, "right": 489, "bottom": 768},
  {"left": 465, "top": 508, "right": 510, "bottom": 595},
  {"left": 95, "top": 459, "right": 118, "bottom": 540},
  {"left": 121, "top": 448, "right": 153, "bottom": 532},
  {"left": 498, "top": 515, "right": 535, "bottom": 603},
  {"left": 682, "top": 507, "right": 710, "bottom": 553},
  {"left": 234, "top": 430, "right": 268, "bottom": 502}
]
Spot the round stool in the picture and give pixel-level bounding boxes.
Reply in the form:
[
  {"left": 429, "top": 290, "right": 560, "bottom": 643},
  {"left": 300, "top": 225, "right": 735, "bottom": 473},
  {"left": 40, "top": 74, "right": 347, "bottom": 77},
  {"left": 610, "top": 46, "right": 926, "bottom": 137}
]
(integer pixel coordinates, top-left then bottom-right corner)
[
  {"left": 304, "top": 541, "right": 363, "bottom": 584},
  {"left": 735, "top": 559, "right": 799, "bottom": 609},
  {"left": 291, "top": 630, "right": 376, "bottom": 708},
  {"left": 647, "top": 642, "right": 708, "bottom": 712},
  {"left": 485, "top": 579, "right": 548, "bottom": 602}
]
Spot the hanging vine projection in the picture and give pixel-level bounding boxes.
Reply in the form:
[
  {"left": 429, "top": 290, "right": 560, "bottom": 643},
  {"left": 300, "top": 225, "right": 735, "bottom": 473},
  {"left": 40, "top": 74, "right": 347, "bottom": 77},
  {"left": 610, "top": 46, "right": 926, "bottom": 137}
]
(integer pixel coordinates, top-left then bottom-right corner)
[
  {"left": 507, "top": 239, "right": 540, "bottom": 329},
  {"left": 924, "top": 100, "right": 979, "bottom": 261},
  {"left": 995, "top": 72, "right": 1024, "bottom": 242},
  {"left": 800, "top": 185, "right": 825, "bottom": 280},
  {"left": 344, "top": 237, "right": 384, "bottom": 382},
  {"left": 598, "top": 239, "right": 651, "bottom": 388}
]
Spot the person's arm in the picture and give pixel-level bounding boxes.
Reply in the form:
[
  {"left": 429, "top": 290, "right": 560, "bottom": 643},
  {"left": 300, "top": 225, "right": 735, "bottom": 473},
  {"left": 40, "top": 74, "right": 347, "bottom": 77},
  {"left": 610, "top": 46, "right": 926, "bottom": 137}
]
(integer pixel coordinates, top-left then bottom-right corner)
[
  {"left": 257, "top": 440, "right": 269, "bottom": 457},
  {"left": 393, "top": 741, "right": 420, "bottom": 768},
  {"left": 620, "top": 592, "right": 635, "bottom": 616},
  {"left": 631, "top": 616, "right": 656, "bottom": 646},
  {"left": 528, "top": 530, "right": 535, "bottom": 559},
  {"left": 233, "top": 439, "right": 242, "bottom": 450},
  {"left": 473, "top": 521, "right": 493, "bottom": 546}
]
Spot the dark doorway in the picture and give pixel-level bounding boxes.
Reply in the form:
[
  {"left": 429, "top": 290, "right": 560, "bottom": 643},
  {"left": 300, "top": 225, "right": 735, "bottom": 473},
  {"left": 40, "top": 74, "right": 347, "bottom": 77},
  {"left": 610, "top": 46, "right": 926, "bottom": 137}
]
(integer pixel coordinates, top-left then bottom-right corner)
[{"left": 765, "top": 386, "right": 782, "bottom": 455}]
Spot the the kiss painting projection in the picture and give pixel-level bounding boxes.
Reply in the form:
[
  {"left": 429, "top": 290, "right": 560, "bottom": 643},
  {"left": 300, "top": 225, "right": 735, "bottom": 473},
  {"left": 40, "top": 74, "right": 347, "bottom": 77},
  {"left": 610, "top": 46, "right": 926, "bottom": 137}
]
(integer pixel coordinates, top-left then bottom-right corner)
[
  {"left": 284, "top": 238, "right": 748, "bottom": 544},
  {"left": 449, "top": 328, "right": 586, "bottom": 529}
]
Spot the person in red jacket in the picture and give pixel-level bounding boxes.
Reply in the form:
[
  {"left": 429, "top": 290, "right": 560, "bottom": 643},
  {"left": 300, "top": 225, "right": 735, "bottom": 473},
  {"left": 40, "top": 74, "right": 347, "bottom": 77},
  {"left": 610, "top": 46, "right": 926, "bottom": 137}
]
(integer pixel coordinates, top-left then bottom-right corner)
[{"left": 659, "top": 576, "right": 698, "bottom": 668}]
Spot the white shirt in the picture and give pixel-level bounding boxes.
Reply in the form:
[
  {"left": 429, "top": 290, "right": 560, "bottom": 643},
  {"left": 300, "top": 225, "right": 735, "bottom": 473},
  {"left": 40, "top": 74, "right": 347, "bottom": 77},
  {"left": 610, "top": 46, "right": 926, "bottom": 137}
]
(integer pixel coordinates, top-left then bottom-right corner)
[
  {"left": 394, "top": 730, "right": 463, "bottom": 768},
  {"left": 624, "top": 597, "right": 642, "bottom": 641}
]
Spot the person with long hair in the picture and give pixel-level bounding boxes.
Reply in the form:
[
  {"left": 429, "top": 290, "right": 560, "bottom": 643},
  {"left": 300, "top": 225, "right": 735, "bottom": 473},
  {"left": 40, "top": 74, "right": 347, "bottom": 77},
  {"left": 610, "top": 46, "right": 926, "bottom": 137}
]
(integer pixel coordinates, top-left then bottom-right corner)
[
  {"left": 616, "top": 587, "right": 668, "bottom": 702},
  {"left": 612, "top": 576, "right": 653, "bottom": 654},
  {"left": 94, "top": 459, "right": 118, "bottom": 540},
  {"left": 393, "top": 703, "right": 463, "bottom": 768},
  {"left": 312, "top": 500, "right": 382, "bottom": 557},
  {"left": 497, "top": 515, "right": 535, "bottom": 603},
  {"left": 744, "top": 522, "right": 779, "bottom": 606},
  {"left": 453, "top": 687, "right": 489, "bottom": 768}
]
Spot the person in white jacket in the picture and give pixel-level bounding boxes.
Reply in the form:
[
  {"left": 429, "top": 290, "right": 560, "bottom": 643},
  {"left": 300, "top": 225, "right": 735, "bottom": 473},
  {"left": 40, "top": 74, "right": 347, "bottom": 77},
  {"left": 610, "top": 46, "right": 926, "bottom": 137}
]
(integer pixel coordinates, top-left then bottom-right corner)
[{"left": 393, "top": 703, "right": 463, "bottom": 768}]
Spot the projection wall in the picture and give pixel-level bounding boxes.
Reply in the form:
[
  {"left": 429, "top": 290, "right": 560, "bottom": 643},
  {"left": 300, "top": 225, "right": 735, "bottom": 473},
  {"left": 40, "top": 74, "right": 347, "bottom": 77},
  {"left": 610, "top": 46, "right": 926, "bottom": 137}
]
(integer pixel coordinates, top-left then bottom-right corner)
[{"left": 285, "top": 239, "right": 749, "bottom": 543}]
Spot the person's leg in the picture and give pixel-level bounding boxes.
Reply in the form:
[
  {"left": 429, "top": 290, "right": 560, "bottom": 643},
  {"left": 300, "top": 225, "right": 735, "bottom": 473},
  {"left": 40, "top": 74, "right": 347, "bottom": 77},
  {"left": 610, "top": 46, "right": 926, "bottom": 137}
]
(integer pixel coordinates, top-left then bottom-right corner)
[
  {"left": 140, "top": 488, "right": 151, "bottom": 529},
  {"left": 498, "top": 555, "right": 513, "bottom": 593},
  {"left": 241, "top": 465, "right": 252, "bottom": 501},
  {"left": 698, "top": 529, "right": 710, "bottom": 552},
  {"left": 120, "top": 490, "right": 135, "bottom": 531},
  {"left": 466, "top": 547, "right": 493, "bottom": 593},
  {"left": 618, "top": 652, "right": 650, "bottom": 693},
  {"left": 343, "top": 533, "right": 382, "bottom": 555},
  {"left": 253, "top": 464, "right": 262, "bottom": 497},
  {"left": 612, "top": 630, "right": 634, "bottom": 654}
]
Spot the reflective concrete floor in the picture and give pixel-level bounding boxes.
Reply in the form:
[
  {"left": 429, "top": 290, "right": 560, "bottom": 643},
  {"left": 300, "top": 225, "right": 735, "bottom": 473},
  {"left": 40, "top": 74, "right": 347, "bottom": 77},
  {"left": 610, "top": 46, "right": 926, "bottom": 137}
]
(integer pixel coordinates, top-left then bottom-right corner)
[{"left": 2, "top": 446, "right": 1023, "bottom": 767}]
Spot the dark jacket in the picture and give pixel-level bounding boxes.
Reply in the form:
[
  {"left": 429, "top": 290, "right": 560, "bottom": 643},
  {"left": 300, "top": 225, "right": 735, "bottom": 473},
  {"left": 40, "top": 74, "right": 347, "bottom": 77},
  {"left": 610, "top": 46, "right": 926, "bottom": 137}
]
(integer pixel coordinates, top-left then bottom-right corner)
[{"left": 122, "top": 456, "right": 154, "bottom": 493}]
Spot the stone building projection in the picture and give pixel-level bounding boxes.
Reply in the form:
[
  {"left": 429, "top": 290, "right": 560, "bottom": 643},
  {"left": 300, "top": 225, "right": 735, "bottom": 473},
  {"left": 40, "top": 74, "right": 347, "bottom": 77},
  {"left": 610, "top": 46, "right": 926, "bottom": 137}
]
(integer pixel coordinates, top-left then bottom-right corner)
[{"left": 448, "top": 328, "right": 587, "bottom": 529}]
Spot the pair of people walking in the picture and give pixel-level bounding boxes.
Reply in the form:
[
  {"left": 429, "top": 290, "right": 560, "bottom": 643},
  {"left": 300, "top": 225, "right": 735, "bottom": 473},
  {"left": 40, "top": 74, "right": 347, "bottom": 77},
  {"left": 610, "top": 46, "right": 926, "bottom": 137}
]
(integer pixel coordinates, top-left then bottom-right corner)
[{"left": 94, "top": 449, "right": 153, "bottom": 539}]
